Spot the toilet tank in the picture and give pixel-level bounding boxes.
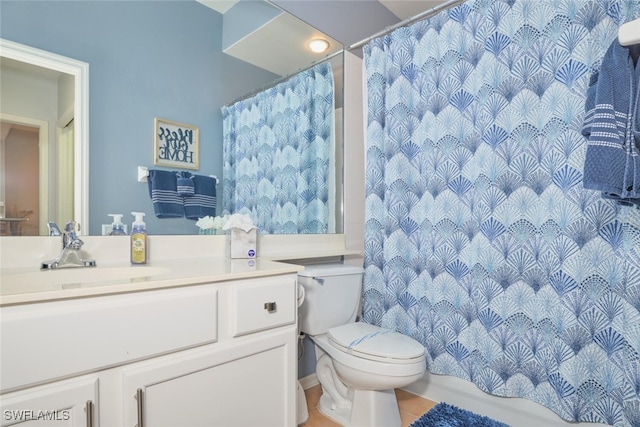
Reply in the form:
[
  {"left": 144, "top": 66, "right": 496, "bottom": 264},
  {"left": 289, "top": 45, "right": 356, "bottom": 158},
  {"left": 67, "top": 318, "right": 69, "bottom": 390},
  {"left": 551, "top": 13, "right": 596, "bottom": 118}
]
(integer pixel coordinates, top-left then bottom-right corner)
[{"left": 298, "top": 264, "right": 364, "bottom": 336}]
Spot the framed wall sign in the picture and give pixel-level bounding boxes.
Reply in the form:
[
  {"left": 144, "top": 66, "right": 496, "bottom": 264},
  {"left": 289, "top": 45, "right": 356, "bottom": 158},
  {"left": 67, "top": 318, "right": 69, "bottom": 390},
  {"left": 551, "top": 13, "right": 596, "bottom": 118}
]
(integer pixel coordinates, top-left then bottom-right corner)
[{"left": 154, "top": 117, "right": 199, "bottom": 170}]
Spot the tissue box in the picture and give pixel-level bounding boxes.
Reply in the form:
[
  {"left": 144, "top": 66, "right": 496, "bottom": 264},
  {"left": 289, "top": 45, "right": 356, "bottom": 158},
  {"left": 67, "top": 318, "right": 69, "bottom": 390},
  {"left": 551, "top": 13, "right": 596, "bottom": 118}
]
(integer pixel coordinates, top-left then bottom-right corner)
[{"left": 228, "top": 228, "right": 257, "bottom": 259}]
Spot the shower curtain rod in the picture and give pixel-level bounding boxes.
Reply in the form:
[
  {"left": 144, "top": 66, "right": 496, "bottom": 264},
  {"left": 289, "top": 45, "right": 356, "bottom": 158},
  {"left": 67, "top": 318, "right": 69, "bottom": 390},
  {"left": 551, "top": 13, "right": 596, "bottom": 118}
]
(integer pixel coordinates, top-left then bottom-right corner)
[
  {"left": 346, "top": 0, "right": 465, "bottom": 50},
  {"left": 223, "top": 49, "right": 343, "bottom": 107}
]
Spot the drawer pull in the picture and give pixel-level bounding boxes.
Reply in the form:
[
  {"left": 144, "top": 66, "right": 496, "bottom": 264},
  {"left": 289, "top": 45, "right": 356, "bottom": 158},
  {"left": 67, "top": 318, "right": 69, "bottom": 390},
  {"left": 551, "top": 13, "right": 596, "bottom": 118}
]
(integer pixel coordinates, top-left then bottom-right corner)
[
  {"left": 264, "top": 302, "right": 277, "bottom": 313},
  {"left": 85, "top": 400, "right": 94, "bottom": 427},
  {"left": 135, "top": 388, "right": 145, "bottom": 427}
]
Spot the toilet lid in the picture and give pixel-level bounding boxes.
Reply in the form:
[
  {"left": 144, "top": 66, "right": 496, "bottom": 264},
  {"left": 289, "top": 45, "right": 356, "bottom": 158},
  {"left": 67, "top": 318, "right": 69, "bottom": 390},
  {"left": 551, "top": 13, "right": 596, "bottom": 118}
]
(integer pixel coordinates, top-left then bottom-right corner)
[{"left": 327, "top": 322, "right": 425, "bottom": 362}]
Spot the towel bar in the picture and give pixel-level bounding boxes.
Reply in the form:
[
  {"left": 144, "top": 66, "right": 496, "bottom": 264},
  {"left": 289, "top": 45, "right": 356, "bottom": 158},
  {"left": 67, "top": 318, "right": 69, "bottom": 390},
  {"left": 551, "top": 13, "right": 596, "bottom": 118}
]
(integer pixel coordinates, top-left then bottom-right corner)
[
  {"left": 619, "top": 17, "right": 640, "bottom": 46},
  {"left": 137, "top": 166, "right": 218, "bottom": 184}
]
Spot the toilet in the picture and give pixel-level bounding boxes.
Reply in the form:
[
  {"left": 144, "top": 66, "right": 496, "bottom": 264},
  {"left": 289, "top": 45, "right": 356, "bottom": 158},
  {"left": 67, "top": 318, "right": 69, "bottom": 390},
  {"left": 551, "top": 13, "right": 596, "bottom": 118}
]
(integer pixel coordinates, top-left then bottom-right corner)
[{"left": 298, "top": 264, "right": 426, "bottom": 427}]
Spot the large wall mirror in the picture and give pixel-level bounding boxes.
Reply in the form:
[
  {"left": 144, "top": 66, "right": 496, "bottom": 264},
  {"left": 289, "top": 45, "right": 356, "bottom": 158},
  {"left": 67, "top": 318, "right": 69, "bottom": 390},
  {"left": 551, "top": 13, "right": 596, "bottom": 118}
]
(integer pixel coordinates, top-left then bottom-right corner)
[
  {"left": 0, "top": 0, "right": 343, "bottom": 236},
  {"left": 0, "top": 39, "right": 88, "bottom": 236}
]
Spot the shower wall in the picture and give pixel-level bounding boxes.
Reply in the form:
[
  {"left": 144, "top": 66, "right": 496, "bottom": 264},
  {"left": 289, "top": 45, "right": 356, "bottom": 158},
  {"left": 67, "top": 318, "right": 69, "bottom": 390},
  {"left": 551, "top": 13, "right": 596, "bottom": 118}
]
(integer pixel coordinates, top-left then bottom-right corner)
[{"left": 362, "top": 1, "right": 640, "bottom": 425}]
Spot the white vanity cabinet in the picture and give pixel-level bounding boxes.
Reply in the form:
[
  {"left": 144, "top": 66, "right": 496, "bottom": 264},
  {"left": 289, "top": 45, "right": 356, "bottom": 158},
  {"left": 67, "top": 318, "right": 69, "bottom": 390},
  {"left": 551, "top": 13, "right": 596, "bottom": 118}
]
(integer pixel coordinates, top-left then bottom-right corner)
[
  {"left": 120, "top": 275, "right": 298, "bottom": 427},
  {"left": 0, "top": 269, "right": 299, "bottom": 427}
]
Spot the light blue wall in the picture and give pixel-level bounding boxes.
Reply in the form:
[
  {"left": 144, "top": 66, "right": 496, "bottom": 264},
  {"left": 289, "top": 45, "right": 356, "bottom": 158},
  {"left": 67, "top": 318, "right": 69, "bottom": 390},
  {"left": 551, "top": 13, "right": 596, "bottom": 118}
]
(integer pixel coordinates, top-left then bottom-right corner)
[{"left": 1, "top": 0, "right": 278, "bottom": 235}]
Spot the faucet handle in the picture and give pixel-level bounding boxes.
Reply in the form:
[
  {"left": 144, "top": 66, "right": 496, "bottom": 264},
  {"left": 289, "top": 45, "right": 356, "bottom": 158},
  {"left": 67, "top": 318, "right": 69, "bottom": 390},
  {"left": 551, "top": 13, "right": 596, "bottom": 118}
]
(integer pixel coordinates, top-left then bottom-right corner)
[
  {"left": 62, "top": 221, "right": 83, "bottom": 250},
  {"left": 64, "top": 221, "right": 79, "bottom": 233},
  {"left": 47, "top": 222, "right": 62, "bottom": 236}
]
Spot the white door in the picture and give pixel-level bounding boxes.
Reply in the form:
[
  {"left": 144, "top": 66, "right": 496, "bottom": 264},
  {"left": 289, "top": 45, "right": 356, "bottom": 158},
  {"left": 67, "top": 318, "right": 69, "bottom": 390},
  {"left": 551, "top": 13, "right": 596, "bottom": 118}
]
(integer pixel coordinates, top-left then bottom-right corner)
[
  {"left": 123, "top": 329, "right": 296, "bottom": 427},
  {"left": 144, "top": 346, "right": 287, "bottom": 426}
]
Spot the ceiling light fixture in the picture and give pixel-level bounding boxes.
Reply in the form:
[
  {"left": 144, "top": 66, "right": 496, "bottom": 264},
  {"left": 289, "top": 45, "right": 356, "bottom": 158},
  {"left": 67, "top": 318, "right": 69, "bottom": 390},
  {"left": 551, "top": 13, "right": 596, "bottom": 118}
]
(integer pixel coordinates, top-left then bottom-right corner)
[{"left": 308, "top": 39, "right": 330, "bottom": 53}]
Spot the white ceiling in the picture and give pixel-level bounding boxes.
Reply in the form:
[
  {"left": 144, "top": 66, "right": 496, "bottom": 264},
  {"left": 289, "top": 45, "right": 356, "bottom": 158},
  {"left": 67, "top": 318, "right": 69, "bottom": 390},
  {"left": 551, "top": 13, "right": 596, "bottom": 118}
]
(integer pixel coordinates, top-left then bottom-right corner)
[
  {"left": 198, "top": 0, "right": 340, "bottom": 76},
  {"left": 1, "top": 56, "right": 62, "bottom": 79},
  {"left": 380, "top": 1, "right": 454, "bottom": 20},
  {"left": 200, "top": 0, "right": 451, "bottom": 20},
  {"left": 198, "top": 0, "right": 236, "bottom": 14},
  {"left": 198, "top": 0, "right": 456, "bottom": 77}
]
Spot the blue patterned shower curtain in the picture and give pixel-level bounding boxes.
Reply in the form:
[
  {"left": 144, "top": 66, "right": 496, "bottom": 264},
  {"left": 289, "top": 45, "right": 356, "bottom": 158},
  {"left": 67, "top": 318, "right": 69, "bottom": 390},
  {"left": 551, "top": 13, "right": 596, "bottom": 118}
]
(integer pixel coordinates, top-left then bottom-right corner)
[
  {"left": 222, "top": 62, "right": 334, "bottom": 234},
  {"left": 362, "top": 1, "right": 640, "bottom": 425}
]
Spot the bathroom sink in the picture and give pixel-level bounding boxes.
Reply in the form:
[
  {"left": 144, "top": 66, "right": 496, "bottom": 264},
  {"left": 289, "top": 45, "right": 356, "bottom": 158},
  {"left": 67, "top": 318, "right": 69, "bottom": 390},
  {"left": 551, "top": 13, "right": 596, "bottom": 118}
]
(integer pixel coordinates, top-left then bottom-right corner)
[{"left": 0, "top": 266, "right": 170, "bottom": 295}]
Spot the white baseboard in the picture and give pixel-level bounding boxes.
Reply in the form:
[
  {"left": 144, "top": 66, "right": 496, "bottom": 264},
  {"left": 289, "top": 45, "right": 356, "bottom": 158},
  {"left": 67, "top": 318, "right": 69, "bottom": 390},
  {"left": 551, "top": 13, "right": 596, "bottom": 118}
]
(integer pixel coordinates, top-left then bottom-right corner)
[
  {"left": 403, "top": 373, "right": 608, "bottom": 427},
  {"left": 299, "top": 373, "right": 319, "bottom": 390}
]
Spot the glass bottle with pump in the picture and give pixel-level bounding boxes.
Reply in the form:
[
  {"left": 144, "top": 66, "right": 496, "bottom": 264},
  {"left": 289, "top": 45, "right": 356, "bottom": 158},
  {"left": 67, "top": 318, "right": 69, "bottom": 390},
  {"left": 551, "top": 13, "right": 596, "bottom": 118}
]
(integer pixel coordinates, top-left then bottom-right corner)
[{"left": 108, "top": 214, "right": 127, "bottom": 236}]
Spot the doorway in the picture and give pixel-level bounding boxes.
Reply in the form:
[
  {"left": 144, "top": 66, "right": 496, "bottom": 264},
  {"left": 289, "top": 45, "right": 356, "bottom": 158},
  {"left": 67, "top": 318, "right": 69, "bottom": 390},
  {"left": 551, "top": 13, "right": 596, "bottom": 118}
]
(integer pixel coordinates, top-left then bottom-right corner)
[{"left": 0, "top": 115, "right": 49, "bottom": 236}]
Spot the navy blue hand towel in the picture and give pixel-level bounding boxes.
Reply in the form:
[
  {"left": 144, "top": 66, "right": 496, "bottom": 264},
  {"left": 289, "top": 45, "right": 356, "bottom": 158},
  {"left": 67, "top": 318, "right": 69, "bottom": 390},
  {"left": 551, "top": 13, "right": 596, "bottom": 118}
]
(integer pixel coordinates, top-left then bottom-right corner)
[
  {"left": 184, "top": 175, "right": 217, "bottom": 220},
  {"left": 176, "top": 171, "right": 195, "bottom": 197},
  {"left": 582, "top": 40, "right": 640, "bottom": 205},
  {"left": 147, "top": 169, "right": 184, "bottom": 218}
]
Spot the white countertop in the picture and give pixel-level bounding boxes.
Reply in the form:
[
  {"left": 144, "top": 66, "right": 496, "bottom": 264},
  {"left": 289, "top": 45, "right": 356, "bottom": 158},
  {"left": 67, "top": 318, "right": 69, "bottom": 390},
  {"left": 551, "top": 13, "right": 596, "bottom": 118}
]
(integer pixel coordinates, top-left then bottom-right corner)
[{"left": 0, "top": 257, "right": 304, "bottom": 306}]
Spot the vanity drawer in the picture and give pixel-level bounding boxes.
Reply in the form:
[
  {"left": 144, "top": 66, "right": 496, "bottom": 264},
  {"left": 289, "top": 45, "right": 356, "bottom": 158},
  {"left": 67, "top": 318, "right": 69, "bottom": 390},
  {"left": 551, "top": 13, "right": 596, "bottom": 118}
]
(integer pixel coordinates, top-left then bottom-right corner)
[
  {"left": 0, "top": 285, "right": 218, "bottom": 392},
  {"left": 232, "top": 278, "right": 296, "bottom": 337}
]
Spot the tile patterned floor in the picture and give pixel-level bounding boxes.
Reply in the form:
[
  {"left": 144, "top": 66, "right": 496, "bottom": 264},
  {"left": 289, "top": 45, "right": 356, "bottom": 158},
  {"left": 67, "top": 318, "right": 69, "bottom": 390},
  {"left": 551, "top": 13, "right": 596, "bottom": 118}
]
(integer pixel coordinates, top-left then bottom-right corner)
[{"left": 302, "top": 385, "right": 437, "bottom": 427}]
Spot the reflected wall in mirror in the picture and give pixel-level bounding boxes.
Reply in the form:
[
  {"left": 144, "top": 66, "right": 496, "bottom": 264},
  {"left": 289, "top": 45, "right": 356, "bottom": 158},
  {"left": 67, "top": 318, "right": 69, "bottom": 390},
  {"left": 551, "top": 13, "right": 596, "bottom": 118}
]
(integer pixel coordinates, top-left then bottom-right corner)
[
  {"left": 0, "top": 39, "right": 88, "bottom": 236},
  {"left": 0, "top": 1, "right": 343, "bottom": 235}
]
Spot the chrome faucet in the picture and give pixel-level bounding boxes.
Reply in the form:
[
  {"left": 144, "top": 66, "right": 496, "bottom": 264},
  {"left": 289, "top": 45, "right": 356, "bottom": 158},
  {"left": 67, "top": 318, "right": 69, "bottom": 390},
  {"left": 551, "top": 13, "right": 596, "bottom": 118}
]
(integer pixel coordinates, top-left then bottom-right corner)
[{"left": 42, "top": 221, "right": 96, "bottom": 269}]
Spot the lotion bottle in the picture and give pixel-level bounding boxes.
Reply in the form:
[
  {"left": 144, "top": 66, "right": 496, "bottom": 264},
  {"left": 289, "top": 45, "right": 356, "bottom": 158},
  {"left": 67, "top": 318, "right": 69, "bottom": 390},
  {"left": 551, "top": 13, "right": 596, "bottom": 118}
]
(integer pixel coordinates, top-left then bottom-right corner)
[{"left": 130, "top": 212, "right": 147, "bottom": 264}]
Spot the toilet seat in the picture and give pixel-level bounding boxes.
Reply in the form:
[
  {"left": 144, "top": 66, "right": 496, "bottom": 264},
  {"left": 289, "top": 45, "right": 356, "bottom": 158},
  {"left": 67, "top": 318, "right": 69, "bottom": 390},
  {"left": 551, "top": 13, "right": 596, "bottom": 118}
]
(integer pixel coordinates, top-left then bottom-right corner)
[{"left": 327, "top": 322, "right": 425, "bottom": 364}]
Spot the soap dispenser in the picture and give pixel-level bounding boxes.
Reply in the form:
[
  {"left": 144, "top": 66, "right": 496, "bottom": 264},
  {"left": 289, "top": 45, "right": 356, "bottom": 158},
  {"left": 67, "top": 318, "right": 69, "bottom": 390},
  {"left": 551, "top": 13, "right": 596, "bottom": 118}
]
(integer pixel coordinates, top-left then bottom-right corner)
[
  {"left": 108, "top": 214, "right": 127, "bottom": 236},
  {"left": 130, "top": 212, "right": 147, "bottom": 264}
]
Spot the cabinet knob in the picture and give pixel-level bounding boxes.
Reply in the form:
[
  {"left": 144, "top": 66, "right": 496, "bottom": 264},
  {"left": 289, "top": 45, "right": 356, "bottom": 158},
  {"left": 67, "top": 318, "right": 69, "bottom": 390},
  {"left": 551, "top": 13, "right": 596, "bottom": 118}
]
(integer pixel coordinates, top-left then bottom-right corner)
[{"left": 264, "top": 302, "right": 277, "bottom": 313}]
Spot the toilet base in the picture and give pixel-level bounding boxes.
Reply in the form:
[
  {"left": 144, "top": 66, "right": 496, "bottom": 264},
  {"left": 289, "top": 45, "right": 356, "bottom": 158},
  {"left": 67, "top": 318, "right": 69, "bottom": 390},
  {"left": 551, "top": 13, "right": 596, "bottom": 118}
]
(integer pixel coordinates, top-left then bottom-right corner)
[{"left": 318, "top": 388, "right": 401, "bottom": 427}]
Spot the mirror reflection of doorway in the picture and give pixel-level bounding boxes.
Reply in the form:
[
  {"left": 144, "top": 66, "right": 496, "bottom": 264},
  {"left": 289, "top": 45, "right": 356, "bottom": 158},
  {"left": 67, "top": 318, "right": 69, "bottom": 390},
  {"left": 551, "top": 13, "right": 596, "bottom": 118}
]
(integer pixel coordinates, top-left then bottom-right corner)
[
  {"left": 1, "top": 47, "right": 78, "bottom": 236},
  {"left": 0, "top": 120, "right": 39, "bottom": 235}
]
